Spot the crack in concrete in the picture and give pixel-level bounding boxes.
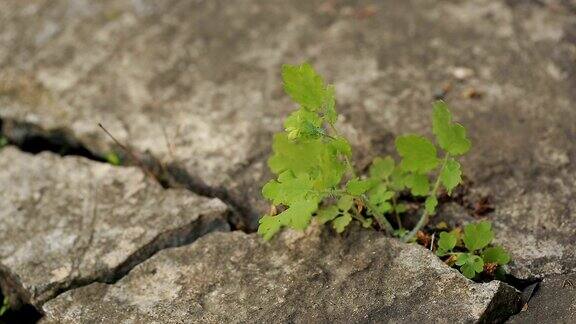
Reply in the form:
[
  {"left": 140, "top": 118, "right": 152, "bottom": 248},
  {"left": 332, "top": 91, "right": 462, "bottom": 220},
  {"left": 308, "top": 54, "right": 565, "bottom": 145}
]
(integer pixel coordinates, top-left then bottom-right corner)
[
  {"left": 0, "top": 117, "right": 245, "bottom": 321},
  {"left": 0, "top": 116, "right": 536, "bottom": 322},
  {"left": 0, "top": 210, "right": 229, "bottom": 319},
  {"left": 0, "top": 116, "right": 256, "bottom": 231}
]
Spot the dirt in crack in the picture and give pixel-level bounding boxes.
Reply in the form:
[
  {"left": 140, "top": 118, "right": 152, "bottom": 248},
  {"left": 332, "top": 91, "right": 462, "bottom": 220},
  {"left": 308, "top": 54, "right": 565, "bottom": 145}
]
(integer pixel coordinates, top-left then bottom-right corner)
[
  {"left": 0, "top": 118, "right": 106, "bottom": 162},
  {"left": 0, "top": 117, "right": 257, "bottom": 232},
  {"left": 164, "top": 163, "right": 257, "bottom": 232}
]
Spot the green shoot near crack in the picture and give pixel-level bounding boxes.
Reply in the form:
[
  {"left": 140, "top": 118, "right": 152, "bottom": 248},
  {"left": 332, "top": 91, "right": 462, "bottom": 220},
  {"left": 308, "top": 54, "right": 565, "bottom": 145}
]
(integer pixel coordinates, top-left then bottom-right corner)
[
  {"left": 258, "top": 62, "right": 508, "bottom": 278},
  {"left": 437, "top": 221, "right": 510, "bottom": 279}
]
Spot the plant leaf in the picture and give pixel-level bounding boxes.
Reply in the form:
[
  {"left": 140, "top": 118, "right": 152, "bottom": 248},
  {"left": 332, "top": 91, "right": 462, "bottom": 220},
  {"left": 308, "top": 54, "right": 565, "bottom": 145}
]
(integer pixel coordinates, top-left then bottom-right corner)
[
  {"left": 333, "top": 214, "right": 352, "bottom": 233},
  {"left": 405, "top": 173, "right": 430, "bottom": 196},
  {"left": 395, "top": 135, "right": 440, "bottom": 173},
  {"left": 316, "top": 205, "right": 340, "bottom": 224},
  {"left": 337, "top": 195, "right": 355, "bottom": 211},
  {"left": 284, "top": 109, "right": 324, "bottom": 140},
  {"left": 437, "top": 231, "right": 457, "bottom": 256},
  {"left": 324, "top": 85, "right": 337, "bottom": 125},
  {"left": 482, "top": 246, "right": 510, "bottom": 265},
  {"left": 463, "top": 221, "right": 494, "bottom": 252},
  {"left": 457, "top": 253, "right": 484, "bottom": 279},
  {"left": 432, "top": 101, "right": 471, "bottom": 155},
  {"left": 262, "top": 171, "right": 314, "bottom": 205},
  {"left": 367, "top": 183, "right": 395, "bottom": 214},
  {"left": 369, "top": 156, "right": 395, "bottom": 179},
  {"left": 258, "top": 215, "right": 283, "bottom": 241},
  {"left": 425, "top": 196, "right": 438, "bottom": 215},
  {"left": 439, "top": 158, "right": 462, "bottom": 194},
  {"left": 282, "top": 63, "right": 327, "bottom": 111},
  {"left": 258, "top": 199, "right": 318, "bottom": 240},
  {"left": 346, "top": 178, "right": 378, "bottom": 196},
  {"left": 268, "top": 134, "right": 346, "bottom": 191}
]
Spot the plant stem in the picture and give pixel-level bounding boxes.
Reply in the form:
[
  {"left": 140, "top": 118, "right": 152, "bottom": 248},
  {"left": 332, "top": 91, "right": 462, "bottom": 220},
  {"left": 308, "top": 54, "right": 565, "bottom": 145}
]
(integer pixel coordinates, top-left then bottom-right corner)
[
  {"left": 351, "top": 205, "right": 369, "bottom": 224},
  {"left": 344, "top": 155, "right": 357, "bottom": 178},
  {"left": 402, "top": 153, "right": 450, "bottom": 242},
  {"left": 362, "top": 195, "right": 395, "bottom": 234},
  {"left": 327, "top": 123, "right": 357, "bottom": 178},
  {"left": 392, "top": 195, "right": 402, "bottom": 229}
]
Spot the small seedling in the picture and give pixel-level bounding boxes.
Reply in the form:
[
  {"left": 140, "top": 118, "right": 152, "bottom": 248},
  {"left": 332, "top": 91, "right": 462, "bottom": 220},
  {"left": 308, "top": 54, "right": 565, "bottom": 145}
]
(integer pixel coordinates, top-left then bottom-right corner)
[
  {"left": 436, "top": 221, "right": 510, "bottom": 279},
  {"left": 105, "top": 152, "right": 121, "bottom": 166},
  {"left": 0, "top": 296, "right": 9, "bottom": 317},
  {"left": 258, "top": 63, "right": 508, "bottom": 279},
  {"left": 0, "top": 136, "right": 7, "bottom": 149}
]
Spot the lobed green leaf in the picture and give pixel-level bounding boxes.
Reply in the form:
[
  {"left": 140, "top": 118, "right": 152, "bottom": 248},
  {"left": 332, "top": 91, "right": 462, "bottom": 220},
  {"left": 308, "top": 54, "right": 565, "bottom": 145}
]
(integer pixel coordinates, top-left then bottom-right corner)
[
  {"left": 439, "top": 158, "right": 462, "bottom": 194},
  {"left": 346, "top": 178, "right": 378, "bottom": 196},
  {"left": 324, "top": 85, "right": 337, "bottom": 125},
  {"left": 282, "top": 63, "right": 327, "bottom": 111},
  {"left": 258, "top": 199, "right": 319, "bottom": 241},
  {"left": 262, "top": 171, "right": 313, "bottom": 205},
  {"left": 333, "top": 214, "right": 352, "bottom": 233},
  {"left": 316, "top": 205, "right": 340, "bottom": 224},
  {"left": 437, "top": 231, "right": 457, "bottom": 256},
  {"left": 463, "top": 221, "right": 494, "bottom": 252},
  {"left": 405, "top": 173, "right": 430, "bottom": 196},
  {"left": 369, "top": 156, "right": 395, "bottom": 180},
  {"left": 395, "top": 135, "right": 440, "bottom": 173},
  {"left": 457, "top": 253, "right": 484, "bottom": 279},
  {"left": 482, "top": 246, "right": 510, "bottom": 265},
  {"left": 432, "top": 101, "right": 471, "bottom": 155},
  {"left": 284, "top": 109, "right": 324, "bottom": 140},
  {"left": 424, "top": 195, "right": 438, "bottom": 215}
]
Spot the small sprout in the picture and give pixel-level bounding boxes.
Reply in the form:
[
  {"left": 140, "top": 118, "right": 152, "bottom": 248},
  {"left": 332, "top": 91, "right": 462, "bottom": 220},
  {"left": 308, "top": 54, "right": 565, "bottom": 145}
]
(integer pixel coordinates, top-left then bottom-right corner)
[
  {"left": 462, "top": 221, "right": 494, "bottom": 252},
  {"left": 0, "top": 136, "right": 8, "bottom": 149},
  {"left": 436, "top": 231, "right": 457, "bottom": 256},
  {"left": 482, "top": 246, "right": 511, "bottom": 265},
  {"left": 0, "top": 296, "right": 9, "bottom": 317},
  {"left": 105, "top": 152, "right": 122, "bottom": 166},
  {"left": 456, "top": 253, "right": 484, "bottom": 279},
  {"left": 436, "top": 221, "right": 510, "bottom": 279}
]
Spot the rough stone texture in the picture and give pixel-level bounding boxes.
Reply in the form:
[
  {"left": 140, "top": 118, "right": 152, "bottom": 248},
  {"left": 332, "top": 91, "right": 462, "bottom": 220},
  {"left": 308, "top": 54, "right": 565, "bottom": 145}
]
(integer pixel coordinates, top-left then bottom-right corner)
[
  {"left": 1, "top": 0, "right": 575, "bottom": 277},
  {"left": 509, "top": 272, "right": 576, "bottom": 323},
  {"left": 42, "top": 227, "right": 520, "bottom": 323},
  {"left": 0, "top": 147, "right": 229, "bottom": 308}
]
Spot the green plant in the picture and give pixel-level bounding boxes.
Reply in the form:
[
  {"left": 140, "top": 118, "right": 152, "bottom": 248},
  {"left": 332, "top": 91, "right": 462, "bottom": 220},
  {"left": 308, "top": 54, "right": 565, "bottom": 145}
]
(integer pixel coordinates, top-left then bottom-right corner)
[
  {"left": 436, "top": 221, "right": 510, "bottom": 278},
  {"left": 105, "top": 152, "right": 121, "bottom": 166},
  {"left": 0, "top": 136, "right": 8, "bottom": 149},
  {"left": 258, "top": 63, "right": 509, "bottom": 279},
  {"left": 0, "top": 296, "right": 9, "bottom": 317},
  {"left": 258, "top": 62, "right": 472, "bottom": 243}
]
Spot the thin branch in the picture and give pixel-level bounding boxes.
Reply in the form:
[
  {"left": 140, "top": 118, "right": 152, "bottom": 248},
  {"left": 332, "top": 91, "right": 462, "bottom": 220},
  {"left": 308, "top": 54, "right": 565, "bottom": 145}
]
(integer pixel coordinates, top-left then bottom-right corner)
[
  {"left": 403, "top": 153, "right": 450, "bottom": 242},
  {"left": 361, "top": 195, "right": 394, "bottom": 234},
  {"left": 98, "top": 123, "right": 158, "bottom": 181}
]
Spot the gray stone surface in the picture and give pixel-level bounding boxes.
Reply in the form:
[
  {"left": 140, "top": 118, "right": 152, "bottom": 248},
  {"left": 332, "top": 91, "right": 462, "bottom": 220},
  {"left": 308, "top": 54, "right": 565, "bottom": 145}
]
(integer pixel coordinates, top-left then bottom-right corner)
[
  {"left": 0, "top": 0, "right": 574, "bottom": 291},
  {"left": 0, "top": 147, "right": 229, "bottom": 308},
  {"left": 509, "top": 273, "right": 576, "bottom": 323},
  {"left": 42, "top": 226, "right": 520, "bottom": 323}
]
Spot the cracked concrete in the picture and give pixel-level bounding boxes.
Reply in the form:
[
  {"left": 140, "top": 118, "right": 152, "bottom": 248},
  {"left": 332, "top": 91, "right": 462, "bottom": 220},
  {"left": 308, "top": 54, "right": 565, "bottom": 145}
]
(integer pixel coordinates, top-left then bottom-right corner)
[
  {"left": 509, "top": 272, "right": 576, "bottom": 323},
  {"left": 0, "top": 0, "right": 575, "bottom": 322},
  {"left": 0, "top": 147, "right": 229, "bottom": 309},
  {"left": 42, "top": 226, "right": 521, "bottom": 323}
]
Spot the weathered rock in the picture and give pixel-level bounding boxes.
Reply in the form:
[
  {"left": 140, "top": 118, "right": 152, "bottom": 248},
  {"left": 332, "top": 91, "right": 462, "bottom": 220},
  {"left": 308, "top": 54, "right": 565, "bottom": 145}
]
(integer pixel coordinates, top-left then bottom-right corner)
[
  {"left": 42, "top": 227, "right": 521, "bottom": 323},
  {"left": 1, "top": 0, "right": 575, "bottom": 276},
  {"left": 0, "top": 147, "right": 229, "bottom": 308},
  {"left": 509, "top": 272, "right": 576, "bottom": 323}
]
